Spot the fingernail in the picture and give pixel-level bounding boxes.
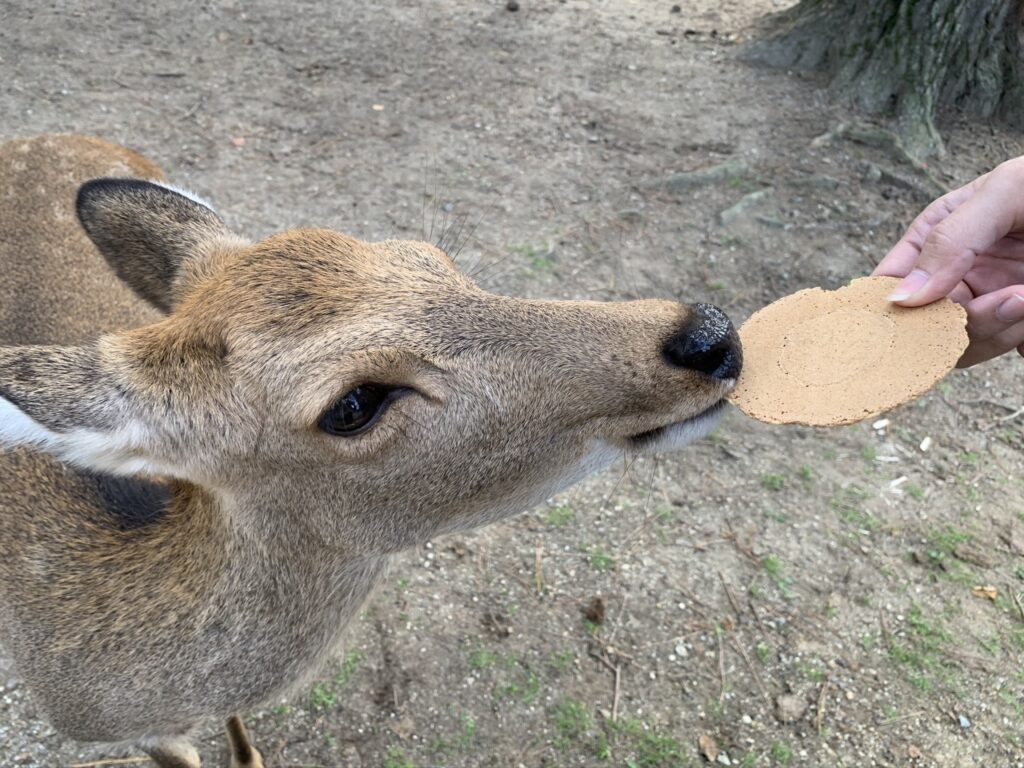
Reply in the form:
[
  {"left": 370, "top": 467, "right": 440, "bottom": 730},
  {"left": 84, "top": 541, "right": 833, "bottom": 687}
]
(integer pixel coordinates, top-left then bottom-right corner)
[
  {"left": 996, "top": 294, "right": 1024, "bottom": 323},
  {"left": 887, "top": 269, "right": 930, "bottom": 301}
]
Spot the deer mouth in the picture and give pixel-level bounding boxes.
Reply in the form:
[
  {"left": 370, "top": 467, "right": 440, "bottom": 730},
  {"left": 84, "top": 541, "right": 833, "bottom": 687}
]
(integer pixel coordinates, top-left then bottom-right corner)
[{"left": 627, "top": 399, "right": 727, "bottom": 451}]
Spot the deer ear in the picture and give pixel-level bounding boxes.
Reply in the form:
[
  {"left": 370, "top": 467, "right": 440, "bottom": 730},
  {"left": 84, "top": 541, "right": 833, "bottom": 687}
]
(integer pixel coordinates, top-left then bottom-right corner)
[
  {"left": 76, "top": 178, "right": 233, "bottom": 313},
  {"left": 0, "top": 343, "right": 163, "bottom": 475}
]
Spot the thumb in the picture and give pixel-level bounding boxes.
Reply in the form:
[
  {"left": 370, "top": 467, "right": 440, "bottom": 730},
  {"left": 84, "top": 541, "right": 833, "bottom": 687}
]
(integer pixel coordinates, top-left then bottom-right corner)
[
  {"left": 886, "top": 225, "right": 976, "bottom": 306},
  {"left": 890, "top": 158, "right": 1024, "bottom": 306}
]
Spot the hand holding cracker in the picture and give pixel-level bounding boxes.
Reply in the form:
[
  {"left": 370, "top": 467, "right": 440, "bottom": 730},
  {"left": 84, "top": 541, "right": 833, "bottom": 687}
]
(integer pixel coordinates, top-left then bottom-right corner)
[{"left": 874, "top": 156, "right": 1024, "bottom": 367}]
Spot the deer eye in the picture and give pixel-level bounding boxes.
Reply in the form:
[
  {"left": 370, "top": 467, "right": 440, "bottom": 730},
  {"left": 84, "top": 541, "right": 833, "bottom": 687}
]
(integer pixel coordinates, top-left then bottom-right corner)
[{"left": 318, "top": 384, "right": 394, "bottom": 436}]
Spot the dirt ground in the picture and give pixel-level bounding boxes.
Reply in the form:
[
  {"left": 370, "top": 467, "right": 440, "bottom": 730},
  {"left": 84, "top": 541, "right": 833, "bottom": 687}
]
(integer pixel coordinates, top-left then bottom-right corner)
[{"left": 3, "top": 1, "right": 1024, "bottom": 766}]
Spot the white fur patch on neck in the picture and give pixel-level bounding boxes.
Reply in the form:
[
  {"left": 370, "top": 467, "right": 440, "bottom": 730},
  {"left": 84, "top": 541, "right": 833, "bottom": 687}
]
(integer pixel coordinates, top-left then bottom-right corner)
[{"left": 151, "top": 180, "right": 217, "bottom": 212}]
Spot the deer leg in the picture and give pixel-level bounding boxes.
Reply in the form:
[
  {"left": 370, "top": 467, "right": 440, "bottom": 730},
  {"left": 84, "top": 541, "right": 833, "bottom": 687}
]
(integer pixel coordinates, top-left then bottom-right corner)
[
  {"left": 138, "top": 734, "right": 202, "bottom": 768},
  {"left": 226, "top": 715, "right": 265, "bottom": 768}
]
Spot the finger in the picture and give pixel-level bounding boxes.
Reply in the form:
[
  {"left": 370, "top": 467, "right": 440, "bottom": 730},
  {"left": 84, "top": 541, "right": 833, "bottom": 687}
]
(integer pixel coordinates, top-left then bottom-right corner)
[
  {"left": 963, "top": 254, "right": 1024, "bottom": 297},
  {"left": 873, "top": 239, "right": 924, "bottom": 278},
  {"left": 874, "top": 174, "right": 987, "bottom": 278},
  {"left": 956, "top": 285, "right": 1024, "bottom": 367},
  {"left": 948, "top": 281, "right": 974, "bottom": 306},
  {"left": 893, "top": 158, "right": 1024, "bottom": 306},
  {"left": 980, "top": 233, "right": 1024, "bottom": 262},
  {"left": 959, "top": 319, "right": 1024, "bottom": 367}
]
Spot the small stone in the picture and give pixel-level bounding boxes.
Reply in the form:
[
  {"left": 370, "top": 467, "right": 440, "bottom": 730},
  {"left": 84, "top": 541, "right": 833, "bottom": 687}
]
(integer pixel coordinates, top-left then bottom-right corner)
[
  {"left": 774, "top": 694, "right": 807, "bottom": 723},
  {"left": 675, "top": 643, "right": 689, "bottom": 658},
  {"left": 908, "top": 744, "right": 922, "bottom": 759},
  {"left": 671, "top": 3, "right": 681, "bottom": 11},
  {"left": 741, "top": 714, "right": 752, "bottom": 725},
  {"left": 717, "top": 753, "right": 732, "bottom": 766},
  {"left": 647, "top": 159, "right": 749, "bottom": 194},
  {"left": 506, "top": 0, "right": 520, "bottom": 10},
  {"left": 958, "top": 714, "right": 971, "bottom": 729},
  {"left": 719, "top": 188, "right": 774, "bottom": 226}
]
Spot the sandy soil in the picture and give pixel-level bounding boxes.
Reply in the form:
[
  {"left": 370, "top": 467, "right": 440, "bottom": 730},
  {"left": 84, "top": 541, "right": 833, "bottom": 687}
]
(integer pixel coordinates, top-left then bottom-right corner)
[{"left": 2, "top": 1, "right": 1024, "bottom": 766}]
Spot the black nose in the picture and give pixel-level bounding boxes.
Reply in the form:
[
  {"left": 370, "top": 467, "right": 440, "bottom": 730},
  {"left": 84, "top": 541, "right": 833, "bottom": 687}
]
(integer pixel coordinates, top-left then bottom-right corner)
[{"left": 662, "top": 303, "right": 742, "bottom": 380}]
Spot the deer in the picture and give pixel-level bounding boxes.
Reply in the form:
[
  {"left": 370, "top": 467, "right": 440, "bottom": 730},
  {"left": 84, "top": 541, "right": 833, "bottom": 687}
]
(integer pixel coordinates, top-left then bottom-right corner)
[{"left": 0, "top": 134, "right": 741, "bottom": 767}]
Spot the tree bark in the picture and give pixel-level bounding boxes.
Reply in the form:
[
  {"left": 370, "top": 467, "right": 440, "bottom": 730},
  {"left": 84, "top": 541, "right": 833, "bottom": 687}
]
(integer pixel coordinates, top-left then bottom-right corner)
[{"left": 743, "top": 0, "right": 1024, "bottom": 159}]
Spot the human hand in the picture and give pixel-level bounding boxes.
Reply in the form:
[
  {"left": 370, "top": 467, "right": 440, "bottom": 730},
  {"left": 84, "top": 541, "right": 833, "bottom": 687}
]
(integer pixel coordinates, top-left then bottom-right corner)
[{"left": 873, "top": 156, "right": 1024, "bottom": 367}]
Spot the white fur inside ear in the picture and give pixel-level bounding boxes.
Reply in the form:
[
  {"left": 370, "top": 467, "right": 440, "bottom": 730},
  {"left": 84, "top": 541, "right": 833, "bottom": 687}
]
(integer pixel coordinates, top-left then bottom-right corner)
[
  {"left": 0, "top": 396, "right": 60, "bottom": 449},
  {"left": 151, "top": 180, "right": 217, "bottom": 213},
  {"left": 0, "top": 396, "right": 160, "bottom": 476}
]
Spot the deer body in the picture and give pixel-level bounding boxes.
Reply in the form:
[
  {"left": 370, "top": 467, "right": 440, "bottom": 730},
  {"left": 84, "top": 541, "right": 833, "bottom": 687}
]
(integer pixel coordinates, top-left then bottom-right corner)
[{"left": 0, "top": 135, "right": 741, "bottom": 766}]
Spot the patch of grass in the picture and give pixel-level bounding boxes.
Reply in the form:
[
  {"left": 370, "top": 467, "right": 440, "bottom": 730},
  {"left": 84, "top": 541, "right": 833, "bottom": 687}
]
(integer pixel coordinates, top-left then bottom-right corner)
[
  {"left": 770, "top": 740, "right": 793, "bottom": 765},
  {"left": 511, "top": 242, "right": 555, "bottom": 272},
  {"left": 551, "top": 698, "right": 592, "bottom": 749},
  {"left": 1009, "top": 629, "right": 1024, "bottom": 652},
  {"left": 335, "top": 650, "right": 361, "bottom": 687},
  {"left": 861, "top": 445, "right": 877, "bottom": 463},
  {"left": 589, "top": 548, "right": 614, "bottom": 572},
  {"left": 762, "top": 555, "right": 794, "bottom": 600},
  {"left": 979, "top": 634, "right": 1002, "bottom": 657},
  {"left": 755, "top": 643, "right": 771, "bottom": 663},
  {"left": 383, "top": 747, "right": 414, "bottom": 768},
  {"left": 495, "top": 666, "right": 540, "bottom": 705},
  {"left": 798, "top": 465, "right": 812, "bottom": 482},
  {"left": 632, "top": 732, "right": 686, "bottom": 767},
  {"left": 998, "top": 687, "right": 1024, "bottom": 718},
  {"left": 549, "top": 648, "right": 575, "bottom": 673},
  {"left": 469, "top": 648, "right": 498, "bottom": 670},
  {"left": 832, "top": 484, "right": 877, "bottom": 530},
  {"left": 762, "top": 473, "right": 785, "bottom": 492},
  {"left": 764, "top": 508, "right": 788, "bottom": 524},
  {"left": 308, "top": 682, "right": 336, "bottom": 710},
  {"left": 905, "top": 483, "right": 923, "bottom": 500},
  {"left": 926, "top": 527, "right": 972, "bottom": 567},
  {"left": 593, "top": 730, "right": 612, "bottom": 760},
  {"left": 458, "top": 713, "right": 475, "bottom": 748},
  {"left": 886, "top": 604, "right": 953, "bottom": 690},
  {"left": 656, "top": 505, "right": 675, "bottom": 523},
  {"left": 611, "top": 720, "right": 686, "bottom": 768},
  {"left": 798, "top": 660, "right": 826, "bottom": 682},
  {"left": 543, "top": 504, "right": 574, "bottom": 526}
]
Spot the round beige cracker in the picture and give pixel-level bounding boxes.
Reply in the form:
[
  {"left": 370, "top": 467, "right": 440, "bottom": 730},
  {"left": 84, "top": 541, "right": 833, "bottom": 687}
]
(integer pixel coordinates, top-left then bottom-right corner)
[{"left": 728, "top": 276, "right": 968, "bottom": 426}]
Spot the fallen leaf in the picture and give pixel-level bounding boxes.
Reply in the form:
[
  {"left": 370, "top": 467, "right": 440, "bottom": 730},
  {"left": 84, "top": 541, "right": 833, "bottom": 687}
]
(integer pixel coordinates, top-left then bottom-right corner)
[
  {"left": 390, "top": 715, "right": 416, "bottom": 738},
  {"left": 698, "top": 733, "right": 718, "bottom": 762},
  {"left": 970, "top": 585, "right": 998, "bottom": 600},
  {"left": 908, "top": 744, "right": 922, "bottom": 759},
  {"left": 230, "top": 136, "right": 246, "bottom": 147},
  {"left": 583, "top": 596, "right": 606, "bottom": 625}
]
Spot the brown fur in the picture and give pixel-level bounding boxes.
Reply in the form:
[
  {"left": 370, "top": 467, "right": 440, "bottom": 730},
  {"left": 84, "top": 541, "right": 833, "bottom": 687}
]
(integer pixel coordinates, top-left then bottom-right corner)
[{"left": 0, "top": 134, "right": 740, "bottom": 766}]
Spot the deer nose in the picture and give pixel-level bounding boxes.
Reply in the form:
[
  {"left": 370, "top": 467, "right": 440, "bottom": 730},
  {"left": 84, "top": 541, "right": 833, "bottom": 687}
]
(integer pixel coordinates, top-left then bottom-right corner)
[{"left": 662, "top": 303, "right": 742, "bottom": 380}]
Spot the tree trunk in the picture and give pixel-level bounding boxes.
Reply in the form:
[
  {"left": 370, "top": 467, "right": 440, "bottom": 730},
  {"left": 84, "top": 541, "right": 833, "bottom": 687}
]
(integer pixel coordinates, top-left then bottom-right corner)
[{"left": 743, "top": 0, "right": 1024, "bottom": 159}]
